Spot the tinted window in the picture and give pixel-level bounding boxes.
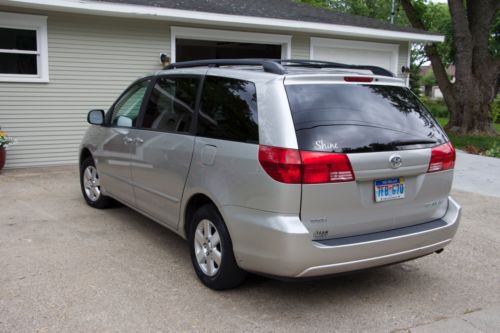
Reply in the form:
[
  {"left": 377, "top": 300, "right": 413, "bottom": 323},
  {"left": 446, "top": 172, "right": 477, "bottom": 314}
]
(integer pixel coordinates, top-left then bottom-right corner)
[
  {"left": 198, "top": 76, "right": 258, "bottom": 143},
  {"left": 285, "top": 84, "right": 447, "bottom": 153},
  {"left": 110, "top": 80, "right": 150, "bottom": 127},
  {"left": 142, "top": 77, "right": 198, "bottom": 133}
]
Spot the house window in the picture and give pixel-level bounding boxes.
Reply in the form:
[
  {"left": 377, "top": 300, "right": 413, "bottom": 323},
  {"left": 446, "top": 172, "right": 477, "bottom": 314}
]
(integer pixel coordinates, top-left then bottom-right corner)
[{"left": 0, "top": 12, "right": 49, "bottom": 82}]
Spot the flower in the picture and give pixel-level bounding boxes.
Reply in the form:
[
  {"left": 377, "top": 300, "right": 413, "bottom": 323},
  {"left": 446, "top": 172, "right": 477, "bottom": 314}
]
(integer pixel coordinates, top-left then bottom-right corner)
[{"left": 0, "top": 129, "right": 16, "bottom": 148}]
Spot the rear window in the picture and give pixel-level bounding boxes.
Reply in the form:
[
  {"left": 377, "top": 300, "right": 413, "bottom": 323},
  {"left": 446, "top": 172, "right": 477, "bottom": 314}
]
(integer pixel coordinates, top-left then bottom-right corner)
[{"left": 285, "top": 84, "right": 447, "bottom": 153}]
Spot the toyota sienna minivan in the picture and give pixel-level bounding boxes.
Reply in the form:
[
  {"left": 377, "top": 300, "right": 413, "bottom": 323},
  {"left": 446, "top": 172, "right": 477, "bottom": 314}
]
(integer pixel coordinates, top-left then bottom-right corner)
[{"left": 80, "top": 59, "right": 461, "bottom": 289}]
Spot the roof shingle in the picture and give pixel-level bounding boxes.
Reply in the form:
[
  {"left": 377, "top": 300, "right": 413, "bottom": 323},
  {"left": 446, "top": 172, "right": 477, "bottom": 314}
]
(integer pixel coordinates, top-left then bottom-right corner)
[{"left": 96, "top": 0, "right": 436, "bottom": 35}]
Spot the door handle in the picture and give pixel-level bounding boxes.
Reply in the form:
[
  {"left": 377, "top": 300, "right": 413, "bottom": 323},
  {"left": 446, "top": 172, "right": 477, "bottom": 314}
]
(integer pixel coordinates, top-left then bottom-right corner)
[
  {"left": 123, "top": 136, "right": 134, "bottom": 144},
  {"left": 134, "top": 137, "right": 144, "bottom": 145}
]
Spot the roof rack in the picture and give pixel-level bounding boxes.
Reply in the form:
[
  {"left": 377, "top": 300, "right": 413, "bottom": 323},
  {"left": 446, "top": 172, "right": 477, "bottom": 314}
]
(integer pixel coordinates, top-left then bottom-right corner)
[
  {"left": 165, "top": 59, "right": 287, "bottom": 75},
  {"left": 164, "top": 59, "right": 394, "bottom": 77},
  {"left": 276, "top": 59, "right": 394, "bottom": 77}
]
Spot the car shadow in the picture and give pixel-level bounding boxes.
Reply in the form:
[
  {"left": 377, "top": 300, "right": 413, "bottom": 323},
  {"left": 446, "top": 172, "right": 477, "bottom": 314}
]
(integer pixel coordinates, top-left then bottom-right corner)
[{"left": 102, "top": 204, "right": 429, "bottom": 303}]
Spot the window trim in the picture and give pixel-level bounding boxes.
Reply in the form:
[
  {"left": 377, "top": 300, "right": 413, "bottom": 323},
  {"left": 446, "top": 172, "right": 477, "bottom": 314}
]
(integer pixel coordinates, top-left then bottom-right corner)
[
  {"left": 171, "top": 26, "right": 292, "bottom": 62},
  {"left": 0, "top": 12, "right": 49, "bottom": 83}
]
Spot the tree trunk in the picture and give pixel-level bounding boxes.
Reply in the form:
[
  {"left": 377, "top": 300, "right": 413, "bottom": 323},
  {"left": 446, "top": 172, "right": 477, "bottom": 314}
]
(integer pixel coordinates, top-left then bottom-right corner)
[{"left": 447, "top": 91, "right": 495, "bottom": 135}]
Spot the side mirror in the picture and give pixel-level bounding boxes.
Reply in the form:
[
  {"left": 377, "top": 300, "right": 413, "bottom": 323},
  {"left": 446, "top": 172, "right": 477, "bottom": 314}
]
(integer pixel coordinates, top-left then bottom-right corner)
[{"left": 87, "top": 109, "right": 105, "bottom": 125}]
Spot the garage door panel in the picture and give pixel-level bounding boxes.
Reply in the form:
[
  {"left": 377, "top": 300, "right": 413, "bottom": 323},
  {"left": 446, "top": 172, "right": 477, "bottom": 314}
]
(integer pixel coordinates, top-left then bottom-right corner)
[
  {"left": 313, "top": 47, "right": 393, "bottom": 72},
  {"left": 311, "top": 38, "right": 399, "bottom": 74}
]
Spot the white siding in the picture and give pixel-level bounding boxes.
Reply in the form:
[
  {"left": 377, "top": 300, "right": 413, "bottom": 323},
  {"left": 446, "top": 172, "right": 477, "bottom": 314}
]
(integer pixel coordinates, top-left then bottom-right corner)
[
  {"left": 0, "top": 7, "right": 411, "bottom": 168},
  {"left": 0, "top": 8, "right": 170, "bottom": 168}
]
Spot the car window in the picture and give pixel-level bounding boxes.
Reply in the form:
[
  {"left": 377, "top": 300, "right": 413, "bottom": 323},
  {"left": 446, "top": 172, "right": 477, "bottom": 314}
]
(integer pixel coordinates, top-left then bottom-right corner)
[
  {"left": 110, "top": 80, "right": 150, "bottom": 128},
  {"left": 142, "top": 76, "right": 199, "bottom": 133},
  {"left": 285, "top": 84, "right": 448, "bottom": 153},
  {"left": 198, "top": 76, "right": 258, "bottom": 143}
]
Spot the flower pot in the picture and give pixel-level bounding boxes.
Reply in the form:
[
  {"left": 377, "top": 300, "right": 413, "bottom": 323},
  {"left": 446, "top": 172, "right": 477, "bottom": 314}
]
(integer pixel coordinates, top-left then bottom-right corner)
[{"left": 0, "top": 147, "right": 6, "bottom": 170}]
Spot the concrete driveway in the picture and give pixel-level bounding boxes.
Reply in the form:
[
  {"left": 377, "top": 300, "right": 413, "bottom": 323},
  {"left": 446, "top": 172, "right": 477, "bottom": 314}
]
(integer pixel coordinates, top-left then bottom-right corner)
[
  {"left": 1, "top": 166, "right": 499, "bottom": 332},
  {"left": 453, "top": 151, "right": 500, "bottom": 198}
]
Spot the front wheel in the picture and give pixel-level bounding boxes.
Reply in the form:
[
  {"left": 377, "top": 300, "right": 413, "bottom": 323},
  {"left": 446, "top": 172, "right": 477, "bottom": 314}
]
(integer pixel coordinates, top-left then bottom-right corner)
[
  {"left": 80, "top": 156, "right": 114, "bottom": 209},
  {"left": 188, "top": 204, "right": 247, "bottom": 290}
]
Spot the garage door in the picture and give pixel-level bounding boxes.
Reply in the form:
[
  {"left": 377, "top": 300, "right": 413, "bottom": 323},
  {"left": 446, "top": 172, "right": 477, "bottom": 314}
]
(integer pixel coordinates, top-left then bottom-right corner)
[{"left": 310, "top": 38, "right": 399, "bottom": 75}]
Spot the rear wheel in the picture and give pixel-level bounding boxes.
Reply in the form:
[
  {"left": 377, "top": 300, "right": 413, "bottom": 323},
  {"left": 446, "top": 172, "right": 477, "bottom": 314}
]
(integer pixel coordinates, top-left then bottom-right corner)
[
  {"left": 188, "top": 204, "right": 247, "bottom": 290},
  {"left": 80, "top": 156, "right": 114, "bottom": 209}
]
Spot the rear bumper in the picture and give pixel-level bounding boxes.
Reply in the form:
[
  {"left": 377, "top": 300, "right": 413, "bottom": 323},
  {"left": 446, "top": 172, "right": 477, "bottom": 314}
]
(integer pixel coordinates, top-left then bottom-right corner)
[{"left": 224, "top": 196, "right": 461, "bottom": 278}]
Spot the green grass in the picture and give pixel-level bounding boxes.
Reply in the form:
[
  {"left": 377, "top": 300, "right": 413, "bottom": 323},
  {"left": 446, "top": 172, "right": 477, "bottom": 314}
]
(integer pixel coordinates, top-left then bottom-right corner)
[
  {"left": 435, "top": 117, "right": 500, "bottom": 157},
  {"left": 436, "top": 117, "right": 500, "bottom": 132}
]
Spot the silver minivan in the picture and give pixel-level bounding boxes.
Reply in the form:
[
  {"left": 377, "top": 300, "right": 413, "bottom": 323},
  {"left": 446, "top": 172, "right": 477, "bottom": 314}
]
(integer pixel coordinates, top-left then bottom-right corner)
[{"left": 80, "top": 59, "right": 461, "bottom": 290}]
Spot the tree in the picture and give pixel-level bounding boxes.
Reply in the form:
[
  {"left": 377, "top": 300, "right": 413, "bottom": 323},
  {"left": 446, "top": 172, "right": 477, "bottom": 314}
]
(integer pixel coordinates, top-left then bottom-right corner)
[{"left": 400, "top": 0, "right": 499, "bottom": 135}]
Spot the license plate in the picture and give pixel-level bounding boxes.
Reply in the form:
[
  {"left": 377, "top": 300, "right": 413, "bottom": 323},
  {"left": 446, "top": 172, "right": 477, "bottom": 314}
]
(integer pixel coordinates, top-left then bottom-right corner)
[{"left": 374, "top": 177, "right": 405, "bottom": 202}]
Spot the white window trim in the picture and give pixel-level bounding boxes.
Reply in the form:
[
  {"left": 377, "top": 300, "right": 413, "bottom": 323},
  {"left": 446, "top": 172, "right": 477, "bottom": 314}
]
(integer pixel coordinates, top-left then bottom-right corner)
[
  {"left": 310, "top": 37, "right": 399, "bottom": 75},
  {"left": 0, "top": 12, "right": 49, "bottom": 83},
  {"left": 170, "top": 26, "right": 292, "bottom": 62}
]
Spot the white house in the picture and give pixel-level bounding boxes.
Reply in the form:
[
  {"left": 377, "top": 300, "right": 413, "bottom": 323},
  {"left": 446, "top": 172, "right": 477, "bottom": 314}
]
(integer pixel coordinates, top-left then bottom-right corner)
[{"left": 0, "top": 0, "right": 443, "bottom": 168}]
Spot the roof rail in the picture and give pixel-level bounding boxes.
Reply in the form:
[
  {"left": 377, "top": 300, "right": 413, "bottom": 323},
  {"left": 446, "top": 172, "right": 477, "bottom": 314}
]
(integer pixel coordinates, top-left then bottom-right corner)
[
  {"left": 164, "top": 59, "right": 394, "bottom": 77},
  {"left": 165, "top": 59, "right": 287, "bottom": 75},
  {"left": 276, "top": 59, "right": 394, "bottom": 77}
]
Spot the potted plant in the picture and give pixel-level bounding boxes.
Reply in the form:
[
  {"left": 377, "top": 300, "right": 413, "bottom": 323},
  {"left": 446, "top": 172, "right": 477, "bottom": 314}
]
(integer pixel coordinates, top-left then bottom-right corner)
[{"left": 0, "top": 128, "right": 16, "bottom": 171}]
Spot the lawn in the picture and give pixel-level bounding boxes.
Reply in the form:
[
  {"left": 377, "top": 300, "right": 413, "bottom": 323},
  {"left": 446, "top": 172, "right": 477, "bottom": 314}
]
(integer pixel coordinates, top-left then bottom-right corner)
[{"left": 436, "top": 117, "right": 500, "bottom": 157}]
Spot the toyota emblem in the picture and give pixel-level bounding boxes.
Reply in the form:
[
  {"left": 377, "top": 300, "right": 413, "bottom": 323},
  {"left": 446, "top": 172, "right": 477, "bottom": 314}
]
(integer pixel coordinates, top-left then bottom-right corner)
[{"left": 389, "top": 155, "right": 402, "bottom": 169}]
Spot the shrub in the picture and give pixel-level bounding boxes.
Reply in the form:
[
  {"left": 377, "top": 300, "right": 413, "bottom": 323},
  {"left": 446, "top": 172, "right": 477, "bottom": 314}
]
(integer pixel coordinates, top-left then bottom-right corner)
[{"left": 420, "top": 96, "right": 449, "bottom": 118}]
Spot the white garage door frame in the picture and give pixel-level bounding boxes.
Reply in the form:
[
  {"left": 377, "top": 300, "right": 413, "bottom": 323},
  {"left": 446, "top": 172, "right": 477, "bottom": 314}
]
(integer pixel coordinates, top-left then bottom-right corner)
[
  {"left": 170, "top": 26, "right": 292, "bottom": 63},
  {"left": 310, "top": 37, "right": 399, "bottom": 75}
]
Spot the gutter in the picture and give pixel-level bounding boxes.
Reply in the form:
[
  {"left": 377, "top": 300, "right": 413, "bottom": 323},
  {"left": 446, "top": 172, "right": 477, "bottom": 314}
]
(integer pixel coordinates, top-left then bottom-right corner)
[{"left": 2, "top": 0, "right": 445, "bottom": 42}]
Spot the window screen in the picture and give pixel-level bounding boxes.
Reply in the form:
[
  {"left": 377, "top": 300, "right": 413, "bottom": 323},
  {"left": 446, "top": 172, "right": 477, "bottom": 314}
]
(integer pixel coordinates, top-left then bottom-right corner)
[
  {"left": 142, "top": 76, "right": 199, "bottom": 133},
  {"left": 198, "top": 76, "right": 258, "bottom": 143}
]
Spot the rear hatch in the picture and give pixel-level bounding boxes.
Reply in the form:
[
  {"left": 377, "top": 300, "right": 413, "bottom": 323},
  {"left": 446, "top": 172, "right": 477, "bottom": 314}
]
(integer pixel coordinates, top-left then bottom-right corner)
[{"left": 284, "top": 78, "right": 455, "bottom": 240}]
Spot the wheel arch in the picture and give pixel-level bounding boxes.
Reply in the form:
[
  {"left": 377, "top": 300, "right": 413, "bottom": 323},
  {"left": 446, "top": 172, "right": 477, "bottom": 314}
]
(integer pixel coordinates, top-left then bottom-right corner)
[
  {"left": 79, "top": 147, "right": 92, "bottom": 166},
  {"left": 182, "top": 192, "right": 220, "bottom": 239}
]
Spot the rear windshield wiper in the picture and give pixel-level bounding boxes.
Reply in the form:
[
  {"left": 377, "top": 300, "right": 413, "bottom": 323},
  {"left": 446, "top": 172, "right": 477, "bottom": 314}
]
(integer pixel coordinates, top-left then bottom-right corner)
[{"left": 385, "top": 139, "right": 437, "bottom": 146}]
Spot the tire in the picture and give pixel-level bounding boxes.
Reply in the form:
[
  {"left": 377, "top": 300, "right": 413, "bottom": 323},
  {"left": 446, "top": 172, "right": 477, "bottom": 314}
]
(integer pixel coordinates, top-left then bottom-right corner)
[
  {"left": 188, "top": 204, "right": 247, "bottom": 290},
  {"left": 80, "top": 156, "right": 114, "bottom": 209}
]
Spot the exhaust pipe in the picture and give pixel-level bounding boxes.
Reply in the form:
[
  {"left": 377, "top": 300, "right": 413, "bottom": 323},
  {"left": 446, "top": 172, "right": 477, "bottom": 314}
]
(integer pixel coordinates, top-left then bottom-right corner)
[{"left": 435, "top": 248, "right": 444, "bottom": 254}]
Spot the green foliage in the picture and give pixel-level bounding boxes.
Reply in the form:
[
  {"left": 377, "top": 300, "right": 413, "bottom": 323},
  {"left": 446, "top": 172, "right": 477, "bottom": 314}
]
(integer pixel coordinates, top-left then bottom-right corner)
[
  {"left": 490, "top": 11, "right": 500, "bottom": 58},
  {"left": 408, "top": 62, "right": 422, "bottom": 95},
  {"left": 420, "top": 96, "right": 448, "bottom": 118},
  {"left": 484, "top": 143, "right": 500, "bottom": 158},
  {"left": 420, "top": 70, "right": 437, "bottom": 86},
  {"left": 492, "top": 98, "right": 500, "bottom": 124}
]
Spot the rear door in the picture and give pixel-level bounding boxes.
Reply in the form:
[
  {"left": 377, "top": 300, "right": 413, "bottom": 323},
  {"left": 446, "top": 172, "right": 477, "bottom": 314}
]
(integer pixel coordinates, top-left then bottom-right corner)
[
  {"left": 285, "top": 81, "right": 452, "bottom": 240},
  {"left": 128, "top": 75, "right": 199, "bottom": 228}
]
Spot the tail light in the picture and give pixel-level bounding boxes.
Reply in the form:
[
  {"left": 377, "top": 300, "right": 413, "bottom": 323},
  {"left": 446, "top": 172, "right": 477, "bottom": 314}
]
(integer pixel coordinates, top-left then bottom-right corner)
[
  {"left": 258, "top": 145, "right": 355, "bottom": 184},
  {"left": 428, "top": 142, "right": 456, "bottom": 173},
  {"left": 300, "top": 151, "right": 355, "bottom": 183},
  {"left": 258, "top": 145, "right": 301, "bottom": 184}
]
